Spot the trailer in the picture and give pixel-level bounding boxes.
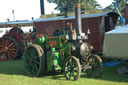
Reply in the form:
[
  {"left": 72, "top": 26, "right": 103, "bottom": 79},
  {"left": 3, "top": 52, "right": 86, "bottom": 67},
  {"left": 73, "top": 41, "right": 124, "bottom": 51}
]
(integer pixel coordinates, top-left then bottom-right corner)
[{"left": 34, "top": 10, "right": 119, "bottom": 52}]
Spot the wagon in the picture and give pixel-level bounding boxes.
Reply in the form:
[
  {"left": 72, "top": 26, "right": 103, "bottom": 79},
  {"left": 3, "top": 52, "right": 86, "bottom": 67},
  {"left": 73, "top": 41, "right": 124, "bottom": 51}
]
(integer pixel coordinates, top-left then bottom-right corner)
[{"left": 103, "top": 4, "right": 128, "bottom": 60}]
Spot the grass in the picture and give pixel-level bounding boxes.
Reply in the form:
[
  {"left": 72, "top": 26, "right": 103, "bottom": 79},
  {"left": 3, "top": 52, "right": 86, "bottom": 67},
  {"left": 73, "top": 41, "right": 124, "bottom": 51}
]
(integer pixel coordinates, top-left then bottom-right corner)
[{"left": 0, "top": 59, "right": 128, "bottom": 85}]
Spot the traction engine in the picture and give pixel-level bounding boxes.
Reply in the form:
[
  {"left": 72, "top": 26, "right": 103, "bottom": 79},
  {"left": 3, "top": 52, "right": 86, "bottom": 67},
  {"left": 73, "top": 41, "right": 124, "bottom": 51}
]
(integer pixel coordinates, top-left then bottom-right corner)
[
  {"left": 23, "top": 4, "right": 103, "bottom": 80},
  {"left": 0, "top": 26, "right": 35, "bottom": 61}
]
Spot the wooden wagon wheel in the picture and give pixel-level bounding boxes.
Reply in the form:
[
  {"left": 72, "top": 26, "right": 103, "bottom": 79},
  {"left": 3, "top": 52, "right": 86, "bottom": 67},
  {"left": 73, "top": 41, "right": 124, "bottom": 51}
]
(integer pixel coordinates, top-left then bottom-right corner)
[
  {"left": 86, "top": 55, "right": 103, "bottom": 78},
  {"left": 23, "top": 44, "right": 45, "bottom": 77},
  {"left": 63, "top": 56, "right": 81, "bottom": 80},
  {"left": 0, "top": 36, "right": 19, "bottom": 61}
]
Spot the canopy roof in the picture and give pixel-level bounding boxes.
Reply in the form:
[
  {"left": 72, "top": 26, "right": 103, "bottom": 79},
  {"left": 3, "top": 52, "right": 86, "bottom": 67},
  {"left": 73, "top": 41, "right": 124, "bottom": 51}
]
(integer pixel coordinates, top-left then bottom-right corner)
[{"left": 106, "top": 25, "right": 128, "bottom": 34}]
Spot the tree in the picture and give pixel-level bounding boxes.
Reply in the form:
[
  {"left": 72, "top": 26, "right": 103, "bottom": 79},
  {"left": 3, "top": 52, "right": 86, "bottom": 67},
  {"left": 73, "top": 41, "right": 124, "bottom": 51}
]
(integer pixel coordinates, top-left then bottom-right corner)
[
  {"left": 47, "top": 0, "right": 102, "bottom": 12},
  {"left": 105, "top": 0, "right": 127, "bottom": 11},
  {"left": 104, "top": 0, "right": 128, "bottom": 25}
]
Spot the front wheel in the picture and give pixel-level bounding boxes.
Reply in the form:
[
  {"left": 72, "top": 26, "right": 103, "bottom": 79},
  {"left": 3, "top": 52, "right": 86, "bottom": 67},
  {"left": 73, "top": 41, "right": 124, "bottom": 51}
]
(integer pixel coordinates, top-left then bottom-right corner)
[
  {"left": 86, "top": 55, "right": 103, "bottom": 78},
  {"left": 63, "top": 56, "right": 81, "bottom": 80}
]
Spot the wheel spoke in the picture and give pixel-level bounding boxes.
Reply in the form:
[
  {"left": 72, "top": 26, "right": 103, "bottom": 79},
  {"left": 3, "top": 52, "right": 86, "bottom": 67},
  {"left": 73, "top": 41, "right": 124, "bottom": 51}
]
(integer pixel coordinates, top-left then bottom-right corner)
[
  {"left": 72, "top": 70, "right": 77, "bottom": 80},
  {"left": 66, "top": 71, "right": 71, "bottom": 80},
  {"left": 33, "top": 60, "right": 40, "bottom": 64},
  {"left": 1, "top": 40, "right": 5, "bottom": 46},
  {"left": 0, "top": 41, "right": 4, "bottom": 47},
  {"left": 2, "top": 53, "right": 6, "bottom": 57},
  {"left": 69, "top": 72, "right": 72, "bottom": 79},
  {"left": 8, "top": 48, "right": 16, "bottom": 51},
  {"left": 31, "top": 67, "right": 36, "bottom": 76},
  {"left": 5, "top": 39, "right": 8, "bottom": 47},
  {"left": 0, "top": 49, "right": 4, "bottom": 52},
  {"left": 34, "top": 64, "right": 39, "bottom": 73},
  {"left": 25, "top": 53, "right": 31, "bottom": 63},
  {"left": 9, "top": 51, "right": 16, "bottom": 56},
  {"left": 8, "top": 43, "right": 14, "bottom": 48},
  {"left": 7, "top": 39, "right": 12, "bottom": 45}
]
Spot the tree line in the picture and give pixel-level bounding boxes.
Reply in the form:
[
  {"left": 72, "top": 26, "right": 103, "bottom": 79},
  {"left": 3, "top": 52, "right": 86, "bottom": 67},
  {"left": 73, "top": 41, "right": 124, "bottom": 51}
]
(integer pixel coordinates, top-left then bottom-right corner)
[
  {"left": 47, "top": 0, "right": 127, "bottom": 15},
  {"left": 47, "top": 0, "right": 101, "bottom": 12}
]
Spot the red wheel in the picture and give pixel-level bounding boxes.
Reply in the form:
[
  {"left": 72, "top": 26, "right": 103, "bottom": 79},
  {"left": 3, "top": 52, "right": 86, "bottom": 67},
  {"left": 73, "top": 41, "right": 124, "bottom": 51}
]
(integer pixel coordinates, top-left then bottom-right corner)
[{"left": 0, "top": 36, "right": 19, "bottom": 61}]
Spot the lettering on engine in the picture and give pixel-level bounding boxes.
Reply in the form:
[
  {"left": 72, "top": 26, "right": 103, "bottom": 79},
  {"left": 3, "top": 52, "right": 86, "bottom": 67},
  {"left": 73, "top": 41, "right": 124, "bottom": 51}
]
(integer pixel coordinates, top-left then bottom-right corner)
[{"left": 49, "top": 41, "right": 56, "bottom": 45}]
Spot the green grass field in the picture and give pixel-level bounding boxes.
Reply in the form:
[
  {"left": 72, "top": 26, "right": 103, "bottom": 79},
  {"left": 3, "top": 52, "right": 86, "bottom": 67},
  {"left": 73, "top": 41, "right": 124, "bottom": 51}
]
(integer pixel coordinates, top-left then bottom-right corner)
[{"left": 0, "top": 59, "right": 128, "bottom": 85}]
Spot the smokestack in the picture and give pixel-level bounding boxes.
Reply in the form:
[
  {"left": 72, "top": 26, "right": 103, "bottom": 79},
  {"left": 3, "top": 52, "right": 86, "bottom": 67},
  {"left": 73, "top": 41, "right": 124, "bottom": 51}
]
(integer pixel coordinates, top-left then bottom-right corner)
[
  {"left": 75, "top": 3, "right": 82, "bottom": 36},
  {"left": 40, "top": 0, "right": 45, "bottom": 15},
  {"left": 64, "top": 8, "right": 68, "bottom": 18},
  {"left": 124, "top": 4, "right": 128, "bottom": 24}
]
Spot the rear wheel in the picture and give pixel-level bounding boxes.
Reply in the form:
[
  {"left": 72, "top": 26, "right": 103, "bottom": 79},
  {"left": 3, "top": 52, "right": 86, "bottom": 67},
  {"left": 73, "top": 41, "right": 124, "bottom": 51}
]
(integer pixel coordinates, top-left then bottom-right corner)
[
  {"left": 23, "top": 44, "right": 45, "bottom": 76},
  {"left": 64, "top": 56, "right": 81, "bottom": 80},
  {"left": 86, "top": 55, "right": 103, "bottom": 78},
  {"left": 0, "top": 36, "right": 19, "bottom": 61}
]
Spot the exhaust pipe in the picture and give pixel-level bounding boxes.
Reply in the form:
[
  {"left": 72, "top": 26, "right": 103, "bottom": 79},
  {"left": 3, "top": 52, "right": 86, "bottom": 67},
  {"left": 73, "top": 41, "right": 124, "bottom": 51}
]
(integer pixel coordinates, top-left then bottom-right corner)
[
  {"left": 40, "top": 0, "right": 45, "bottom": 15},
  {"left": 64, "top": 8, "right": 68, "bottom": 18},
  {"left": 75, "top": 3, "right": 82, "bottom": 36}
]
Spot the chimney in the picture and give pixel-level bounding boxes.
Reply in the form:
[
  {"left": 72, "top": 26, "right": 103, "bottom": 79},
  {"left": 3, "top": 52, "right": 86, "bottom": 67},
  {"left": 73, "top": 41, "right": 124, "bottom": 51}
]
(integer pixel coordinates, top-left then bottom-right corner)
[
  {"left": 75, "top": 3, "right": 82, "bottom": 36},
  {"left": 64, "top": 8, "right": 68, "bottom": 18},
  {"left": 40, "top": 0, "right": 45, "bottom": 15},
  {"left": 124, "top": 4, "right": 128, "bottom": 24}
]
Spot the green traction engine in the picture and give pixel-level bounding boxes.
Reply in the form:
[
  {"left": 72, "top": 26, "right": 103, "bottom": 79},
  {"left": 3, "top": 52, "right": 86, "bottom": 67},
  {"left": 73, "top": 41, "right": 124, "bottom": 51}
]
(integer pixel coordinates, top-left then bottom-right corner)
[{"left": 23, "top": 4, "right": 103, "bottom": 80}]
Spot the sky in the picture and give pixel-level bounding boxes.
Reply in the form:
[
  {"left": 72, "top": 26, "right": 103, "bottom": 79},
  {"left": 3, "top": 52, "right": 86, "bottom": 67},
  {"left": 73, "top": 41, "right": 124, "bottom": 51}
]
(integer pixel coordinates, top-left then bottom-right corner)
[{"left": 0, "top": 0, "right": 113, "bottom": 22}]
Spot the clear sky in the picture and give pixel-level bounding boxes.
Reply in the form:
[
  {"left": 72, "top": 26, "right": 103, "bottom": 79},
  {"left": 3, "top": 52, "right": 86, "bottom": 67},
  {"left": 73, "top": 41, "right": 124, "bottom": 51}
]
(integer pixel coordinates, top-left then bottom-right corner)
[
  {"left": 0, "top": 0, "right": 113, "bottom": 22},
  {"left": 97, "top": 0, "right": 113, "bottom": 8}
]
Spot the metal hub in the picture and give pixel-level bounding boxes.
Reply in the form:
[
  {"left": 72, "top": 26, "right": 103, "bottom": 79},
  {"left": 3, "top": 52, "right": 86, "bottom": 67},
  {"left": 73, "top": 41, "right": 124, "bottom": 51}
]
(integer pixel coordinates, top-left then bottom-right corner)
[{"left": 4, "top": 47, "right": 9, "bottom": 51}]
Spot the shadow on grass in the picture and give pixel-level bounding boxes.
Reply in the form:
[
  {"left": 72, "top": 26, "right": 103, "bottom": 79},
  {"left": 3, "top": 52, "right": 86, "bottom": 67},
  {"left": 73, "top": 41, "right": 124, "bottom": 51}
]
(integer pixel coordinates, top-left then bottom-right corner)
[
  {"left": 0, "top": 59, "right": 128, "bottom": 82},
  {"left": 49, "top": 73, "right": 65, "bottom": 80},
  {"left": 42, "top": 62, "right": 128, "bottom": 82},
  {"left": 81, "top": 62, "right": 128, "bottom": 82},
  {"left": 0, "top": 59, "right": 26, "bottom": 76},
  {"left": 0, "top": 59, "right": 65, "bottom": 80},
  {"left": 38, "top": 71, "right": 66, "bottom": 80}
]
